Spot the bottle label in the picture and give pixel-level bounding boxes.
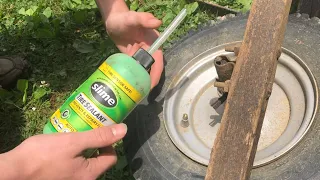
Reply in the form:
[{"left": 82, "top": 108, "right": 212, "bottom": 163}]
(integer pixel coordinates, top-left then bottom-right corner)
[
  {"left": 47, "top": 62, "right": 142, "bottom": 133},
  {"left": 98, "top": 63, "right": 142, "bottom": 103},
  {"left": 50, "top": 109, "right": 77, "bottom": 133},
  {"left": 69, "top": 93, "right": 115, "bottom": 128}
]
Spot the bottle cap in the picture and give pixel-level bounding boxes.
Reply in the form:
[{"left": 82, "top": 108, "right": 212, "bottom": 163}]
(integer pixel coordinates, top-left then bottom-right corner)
[{"left": 132, "top": 48, "right": 155, "bottom": 71}]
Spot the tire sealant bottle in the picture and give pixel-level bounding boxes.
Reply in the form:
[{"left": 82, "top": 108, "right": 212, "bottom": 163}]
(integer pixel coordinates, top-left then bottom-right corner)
[{"left": 43, "top": 9, "right": 187, "bottom": 137}]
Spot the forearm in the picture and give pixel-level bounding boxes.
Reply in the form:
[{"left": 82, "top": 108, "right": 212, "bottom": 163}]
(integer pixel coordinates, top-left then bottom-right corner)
[
  {"left": 0, "top": 152, "right": 23, "bottom": 180},
  {"left": 95, "top": 0, "right": 129, "bottom": 22}
]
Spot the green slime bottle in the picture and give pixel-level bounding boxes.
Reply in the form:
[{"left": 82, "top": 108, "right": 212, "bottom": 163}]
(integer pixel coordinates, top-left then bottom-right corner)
[{"left": 43, "top": 49, "right": 154, "bottom": 134}]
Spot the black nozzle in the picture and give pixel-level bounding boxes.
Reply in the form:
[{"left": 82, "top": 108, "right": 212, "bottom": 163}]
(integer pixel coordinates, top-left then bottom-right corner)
[{"left": 132, "top": 48, "right": 155, "bottom": 71}]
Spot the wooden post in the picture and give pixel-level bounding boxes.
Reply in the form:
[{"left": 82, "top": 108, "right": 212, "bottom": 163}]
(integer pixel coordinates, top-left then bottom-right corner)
[{"left": 205, "top": 0, "right": 292, "bottom": 180}]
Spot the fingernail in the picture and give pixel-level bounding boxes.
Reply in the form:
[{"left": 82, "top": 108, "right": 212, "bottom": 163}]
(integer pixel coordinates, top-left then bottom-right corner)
[
  {"left": 112, "top": 123, "right": 127, "bottom": 136},
  {"left": 111, "top": 127, "right": 117, "bottom": 136}
]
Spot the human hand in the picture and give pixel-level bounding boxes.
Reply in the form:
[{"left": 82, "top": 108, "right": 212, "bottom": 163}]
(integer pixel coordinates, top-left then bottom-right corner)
[
  {"left": 106, "top": 11, "right": 163, "bottom": 89},
  {"left": 0, "top": 124, "right": 127, "bottom": 180}
]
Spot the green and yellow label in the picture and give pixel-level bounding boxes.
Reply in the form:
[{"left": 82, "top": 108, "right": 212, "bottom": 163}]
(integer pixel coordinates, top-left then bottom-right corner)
[
  {"left": 50, "top": 109, "right": 77, "bottom": 133},
  {"left": 99, "top": 62, "right": 142, "bottom": 103},
  {"left": 70, "top": 93, "right": 115, "bottom": 129}
]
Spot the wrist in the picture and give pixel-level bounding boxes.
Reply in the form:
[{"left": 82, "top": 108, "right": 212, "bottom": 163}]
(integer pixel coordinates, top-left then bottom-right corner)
[
  {"left": 0, "top": 150, "right": 33, "bottom": 180},
  {"left": 0, "top": 152, "right": 21, "bottom": 179}
]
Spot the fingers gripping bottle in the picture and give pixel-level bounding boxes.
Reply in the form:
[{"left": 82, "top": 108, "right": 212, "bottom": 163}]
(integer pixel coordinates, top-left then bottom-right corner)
[{"left": 43, "top": 9, "right": 187, "bottom": 134}]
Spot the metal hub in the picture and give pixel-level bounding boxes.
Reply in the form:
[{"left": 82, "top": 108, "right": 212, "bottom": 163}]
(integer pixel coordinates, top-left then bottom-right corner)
[{"left": 163, "top": 42, "right": 318, "bottom": 167}]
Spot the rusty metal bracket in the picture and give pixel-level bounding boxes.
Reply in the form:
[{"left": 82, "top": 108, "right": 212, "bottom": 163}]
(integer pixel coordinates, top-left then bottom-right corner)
[
  {"left": 214, "top": 56, "right": 235, "bottom": 83},
  {"left": 214, "top": 80, "right": 231, "bottom": 93},
  {"left": 225, "top": 43, "right": 241, "bottom": 56},
  {"left": 213, "top": 54, "right": 235, "bottom": 94},
  {"left": 214, "top": 43, "right": 282, "bottom": 93},
  {"left": 211, "top": 47, "right": 238, "bottom": 108},
  {"left": 214, "top": 43, "right": 240, "bottom": 86}
]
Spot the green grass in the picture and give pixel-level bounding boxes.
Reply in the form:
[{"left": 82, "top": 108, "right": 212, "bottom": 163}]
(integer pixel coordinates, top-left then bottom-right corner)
[{"left": 0, "top": 0, "right": 250, "bottom": 179}]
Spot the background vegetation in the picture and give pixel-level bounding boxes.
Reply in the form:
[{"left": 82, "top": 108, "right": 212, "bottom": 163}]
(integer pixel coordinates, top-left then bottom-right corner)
[{"left": 0, "top": 0, "right": 252, "bottom": 179}]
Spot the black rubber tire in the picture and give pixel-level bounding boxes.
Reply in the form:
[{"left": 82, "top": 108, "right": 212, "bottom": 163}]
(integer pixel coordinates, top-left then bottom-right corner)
[{"left": 123, "top": 13, "right": 320, "bottom": 180}]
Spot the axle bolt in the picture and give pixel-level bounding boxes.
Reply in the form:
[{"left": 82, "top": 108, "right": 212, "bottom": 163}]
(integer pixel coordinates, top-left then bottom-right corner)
[{"left": 180, "top": 113, "right": 189, "bottom": 128}]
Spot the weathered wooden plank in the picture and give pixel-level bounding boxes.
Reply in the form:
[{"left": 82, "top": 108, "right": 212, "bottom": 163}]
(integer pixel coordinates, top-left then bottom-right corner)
[{"left": 204, "top": 0, "right": 292, "bottom": 180}]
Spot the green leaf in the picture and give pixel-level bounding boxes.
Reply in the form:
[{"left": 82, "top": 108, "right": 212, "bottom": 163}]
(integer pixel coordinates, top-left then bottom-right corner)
[
  {"left": 17, "top": 79, "right": 28, "bottom": 93},
  {"left": 27, "top": 15, "right": 41, "bottom": 29},
  {"left": 179, "top": 0, "right": 187, "bottom": 9},
  {"left": 17, "top": 79, "right": 28, "bottom": 103},
  {"left": 130, "top": 0, "right": 139, "bottom": 11},
  {"left": 39, "top": 14, "right": 49, "bottom": 24},
  {"left": 237, "top": 0, "right": 252, "bottom": 12},
  {"left": 154, "top": 0, "right": 164, "bottom": 6},
  {"left": 73, "top": 40, "right": 95, "bottom": 53},
  {"left": 0, "top": 88, "right": 12, "bottom": 99},
  {"left": 52, "top": 18, "right": 61, "bottom": 29},
  {"left": 89, "top": 0, "right": 96, "bottom": 6},
  {"left": 5, "top": 18, "right": 14, "bottom": 28},
  {"left": 72, "top": 0, "right": 82, "bottom": 5},
  {"left": 22, "top": 92, "right": 27, "bottom": 103},
  {"left": 115, "top": 155, "right": 128, "bottom": 170},
  {"left": 186, "top": 2, "right": 199, "bottom": 15},
  {"left": 190, "top": 2, "right": 199, "bottom": 13},
  {"left": 137, "top": 7, "right": 145, "bottom": 12},
  {"left": 24, "top": 6, "right": 38, "bottom": 16},
  {"left": 26, "top": 9, "right": 35, "bottom": 16},
  {"left": 194, "top": 15, "right": 199, "bottom": 24},
  {"left": 63, "top": 0, "right": 75, "bottom": 9},
  {"left": 43, "top": 7, "right": 52, "bottom": 18},
  {"left": 35, "top": 28, "right": 55, "bottom": 38},
  {"left": 31, "top": 5, "right": 38, "bottom": 12},
  {"left": 33, "top": 88, "right": 47, "bottom": 100},
  {"left": 162, "top": 12, "right": 175, "bottom": 26},
  {"left": 74, "top": 11, "right": 87, "bottom": 23},
  {"left": 18, "top": 8, "right": 26, "bottom": 15}
]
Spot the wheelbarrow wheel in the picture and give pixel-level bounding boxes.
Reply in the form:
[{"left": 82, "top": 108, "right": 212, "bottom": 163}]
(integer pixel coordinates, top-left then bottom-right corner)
[{"left": 123, "top": 13, "right": 320, "bottom": 180}]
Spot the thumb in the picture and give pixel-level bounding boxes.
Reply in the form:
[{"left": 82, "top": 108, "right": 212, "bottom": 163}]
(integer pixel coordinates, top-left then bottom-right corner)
[
  {"left": 129, "top": 12, "right": 162, "bottom": 29},
  {"left": 75, "top": 123, "right": 127, "bottom": 150}
]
